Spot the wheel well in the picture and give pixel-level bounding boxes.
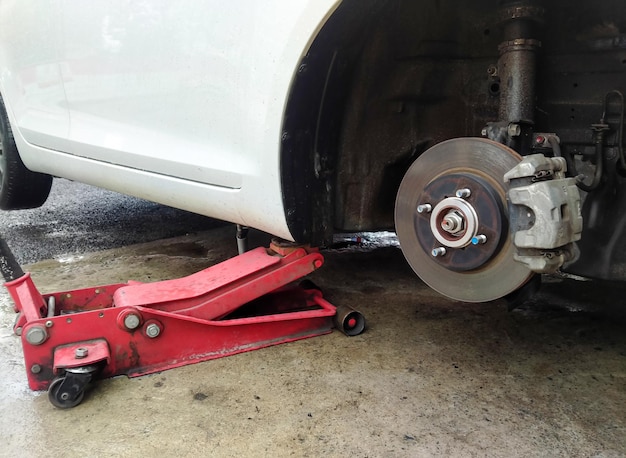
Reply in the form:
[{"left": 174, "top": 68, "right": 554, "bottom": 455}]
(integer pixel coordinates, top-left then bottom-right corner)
[
  {"left": 280, "top": 0, "right": 383, "bottom": 245},
  {"left": 281, "top": 0, "right": 500, "bottom": 244},
  {"left": 282, "top": 0, "right": 626, "bottom": 248}
]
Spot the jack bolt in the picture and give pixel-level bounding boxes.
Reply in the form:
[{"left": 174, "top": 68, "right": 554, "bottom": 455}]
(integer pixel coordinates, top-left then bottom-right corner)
[
  {"left": 145, "top": 322, "right": 162, "bottom": 339},
  {"left": 123, "top": 313, "right": 141, "bottom": 330},
  {"left": 75, "top": 347, "right": 89, "bottom": 359},
  {"left": 25, "top": 325, "right": 48, "bottom": 346}
]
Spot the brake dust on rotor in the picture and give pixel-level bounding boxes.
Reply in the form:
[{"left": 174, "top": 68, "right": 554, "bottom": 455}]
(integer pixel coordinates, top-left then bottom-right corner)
[
  {"left": 395, "top": 137, "right": 535, "bottom": 302},
  {"left": 1, "top": 236, "right": 365, "bottom": 409}
]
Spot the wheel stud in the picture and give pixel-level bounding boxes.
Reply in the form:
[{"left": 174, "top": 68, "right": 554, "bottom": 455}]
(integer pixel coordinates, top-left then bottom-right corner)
[
  {"left": 417, "top": 203, "right": 432, "bottom": 214},
  {"left": 455, "top": 188, "right": 471, "bottom": 198},
  {"left": 471, "top": 234, "right": 487, "bottom": 245},
  {"left": 431, "top": 247, "right": 447, "bottom": 257}
]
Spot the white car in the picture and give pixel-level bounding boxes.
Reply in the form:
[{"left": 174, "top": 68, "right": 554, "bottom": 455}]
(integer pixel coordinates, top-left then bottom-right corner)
[{"left": 0, "top": 1, "right": 623, "bottom": 303}]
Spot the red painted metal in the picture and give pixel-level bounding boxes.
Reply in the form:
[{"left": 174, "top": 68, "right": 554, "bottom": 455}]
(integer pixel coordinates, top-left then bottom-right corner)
[
  {"left": 53, "top": 339, "right": 110, "bottom": 371},
  {"left": 6, "top": 246, "right": 336, "bottom": 391}
]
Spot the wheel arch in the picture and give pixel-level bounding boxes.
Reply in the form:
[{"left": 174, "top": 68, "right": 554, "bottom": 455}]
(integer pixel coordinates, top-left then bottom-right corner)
[
  {"left": 279, "top": 0, "right": 386, "bottom": 245},
  {"left": 282, "top": 0, "right": 545, "bottom": 246}
]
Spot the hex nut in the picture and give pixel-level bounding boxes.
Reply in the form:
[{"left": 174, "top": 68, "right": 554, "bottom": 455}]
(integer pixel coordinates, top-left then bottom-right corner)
[
  {"left": 75, "top": 347, "right": 89, "bottom": 359},
  {"left": 25, "top": 326, "right": 48, "bottom": 346},
  {"left": 508, "top": 123, "right": 521, "bottom": 137},
  {"left": 145, "top": 323, "right": 161, "bottom": 338}
]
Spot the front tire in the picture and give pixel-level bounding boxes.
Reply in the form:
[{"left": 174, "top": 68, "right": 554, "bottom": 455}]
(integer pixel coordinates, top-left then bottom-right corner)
[{"left": 0, "top": 96, "right": 52, "bottom": 210}]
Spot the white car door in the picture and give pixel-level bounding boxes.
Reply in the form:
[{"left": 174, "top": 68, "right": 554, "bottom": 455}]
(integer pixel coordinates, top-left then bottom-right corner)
[
  {"left": 0, "top": 1, "right": 69, "bottom": 154},
  {"left": 59, "top": 0, "right": 250, "bottom": 189},
  {"left": 11, "top": 0, "right": 340, "bottom": 240}
]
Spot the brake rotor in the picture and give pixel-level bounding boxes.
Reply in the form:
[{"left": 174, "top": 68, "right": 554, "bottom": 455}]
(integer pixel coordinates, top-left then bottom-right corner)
[{"left": 395, "top": 137, "right": 533, "bottom": 302}]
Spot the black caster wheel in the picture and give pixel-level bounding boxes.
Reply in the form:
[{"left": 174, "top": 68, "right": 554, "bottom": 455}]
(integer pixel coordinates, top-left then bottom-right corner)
[
  {"left": 48, "top": 376, "right": 86, "bottom": 409},
  {"left": 334, "top": 305, "right": 366, "bottom": 336}
]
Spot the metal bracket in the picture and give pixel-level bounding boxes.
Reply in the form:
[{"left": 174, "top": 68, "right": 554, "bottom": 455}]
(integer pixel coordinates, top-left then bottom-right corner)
[{"left": 504, "top": 154, "right": 583, "bottom": 273}]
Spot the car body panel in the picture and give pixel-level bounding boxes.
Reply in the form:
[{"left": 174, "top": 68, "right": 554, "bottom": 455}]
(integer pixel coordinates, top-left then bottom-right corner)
[
  {"left": 0, "top": 0, "right": 341, "bottom": 240},
  {"left": 0, "top": 0, "right": 69, "bottom": 152}
]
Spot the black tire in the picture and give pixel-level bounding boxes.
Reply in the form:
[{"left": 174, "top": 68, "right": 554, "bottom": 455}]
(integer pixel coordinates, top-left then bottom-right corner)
[{"left": 0, "top": 96, "right": 52, "bottom": 210}]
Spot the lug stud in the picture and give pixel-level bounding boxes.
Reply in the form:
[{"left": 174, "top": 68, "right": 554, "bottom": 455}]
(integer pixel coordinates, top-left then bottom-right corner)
[
  {"left": 471, "top": 234, "right": 487, "bottom": 245},
  {"left": 431, "top": 247, "right": 447, "bottom": 257},
  {"left": 417, "top": 204, "right": 432, "bottom": 214},
  {"left": 455, "top": 188, "right": 471, "bottom": 198}
]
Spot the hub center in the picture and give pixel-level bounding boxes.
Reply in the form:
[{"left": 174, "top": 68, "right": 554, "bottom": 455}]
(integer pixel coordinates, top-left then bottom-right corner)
[
  {"left": 430, "top": 197, "right": 478, "bottom": 248},
  {"left": 441, "top": 210, "right": 465, "bottom": 234},
  {"left": 412, "top": 171, "right": 506, "bottom": 272}
]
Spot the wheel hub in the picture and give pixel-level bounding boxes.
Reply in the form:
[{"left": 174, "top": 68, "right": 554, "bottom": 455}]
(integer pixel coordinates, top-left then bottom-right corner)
[
  {"left": 416, "top": 173, "right": 504, "bottom": 272},
  {"left": 395, "top": 138, "right": 533, "bottom": 302}
]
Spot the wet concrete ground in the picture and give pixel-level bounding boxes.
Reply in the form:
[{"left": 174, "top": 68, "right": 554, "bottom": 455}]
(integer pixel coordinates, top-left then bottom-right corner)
[
  {"left": 0, "top": 178, "right": 219, "bottom": 264},
  {"left": 1, "top": 182, "right": 625, "bottom": 457},
  {"left": 1, "top": 228, "right": 625, "bottom": 457}
]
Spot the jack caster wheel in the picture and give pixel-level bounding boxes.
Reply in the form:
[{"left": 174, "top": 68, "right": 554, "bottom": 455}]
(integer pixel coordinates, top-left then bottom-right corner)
[
  {"left": 334, "top": 305, "right": 366, "bottom": 336},
  {"left": 395, "top": 138, "right": 534, "bottom": 302},
  {"left": 48, "top": 376, "right": 85, "bottom": 409},
  {"left": 47, "top": 366, "right": 96, "bottom": 409}
]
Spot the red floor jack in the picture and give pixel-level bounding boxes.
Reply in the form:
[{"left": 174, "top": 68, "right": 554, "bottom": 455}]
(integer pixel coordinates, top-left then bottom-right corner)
[{"left": 1, "top": 235, "right": 365, "bottom": 409}]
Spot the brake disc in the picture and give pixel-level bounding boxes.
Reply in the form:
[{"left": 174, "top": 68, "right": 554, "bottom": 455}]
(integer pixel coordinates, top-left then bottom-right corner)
[{"left": 395, "top": 137, "right": 533, "bottom": 302}]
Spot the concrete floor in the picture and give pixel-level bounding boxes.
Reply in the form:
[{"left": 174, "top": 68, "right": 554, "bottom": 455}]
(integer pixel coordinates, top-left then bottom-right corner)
[{"left": 1, "top": 225, "right": 625, "bottom": 457}]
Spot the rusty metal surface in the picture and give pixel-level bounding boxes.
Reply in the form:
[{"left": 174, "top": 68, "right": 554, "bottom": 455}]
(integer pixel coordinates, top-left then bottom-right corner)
[
  {"left": 416, "top": 173, "right": 505, "bottom": 272},
  {"left": 395, "top": 138, "right": 532, "bottom": 302},
  {"left": 330, "top": 0, "right": 626, "bottom": 252}
]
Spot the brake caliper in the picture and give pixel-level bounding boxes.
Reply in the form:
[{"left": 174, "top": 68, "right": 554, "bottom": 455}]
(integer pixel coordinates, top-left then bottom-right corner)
[{"left": 504, "top": 154, "right": 583, "bottom": 273}]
